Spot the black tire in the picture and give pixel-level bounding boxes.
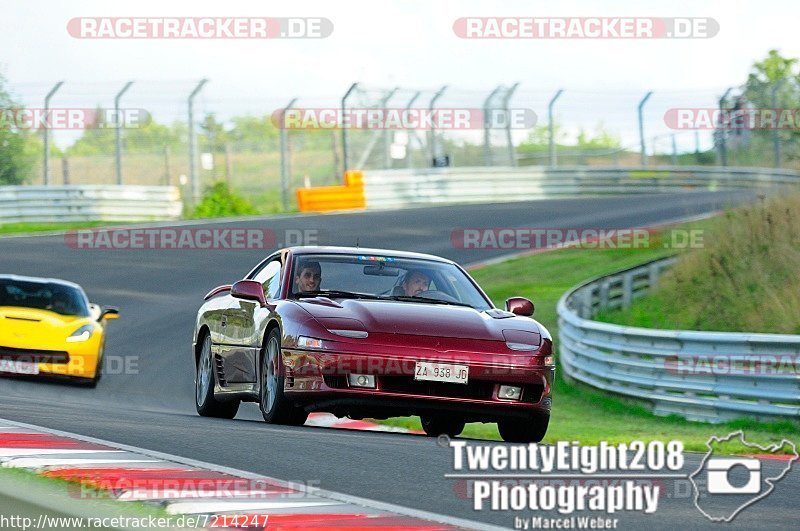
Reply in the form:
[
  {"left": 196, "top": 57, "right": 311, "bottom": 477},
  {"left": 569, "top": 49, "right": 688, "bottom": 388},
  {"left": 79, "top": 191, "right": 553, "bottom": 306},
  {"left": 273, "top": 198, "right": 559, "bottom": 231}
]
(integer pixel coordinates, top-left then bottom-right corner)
[
  {"left": 260, "top": 328, "right": 308, "bottom": 426},
  {"left": 421, "top": 415, "right": 465, "bottom": 437},
  {"left": 78, "top": 342, "right": 104, "bottom": 388},
  {"left": 498, "top": 414, "right": 549, "bottom": 443},
  {"left": 195, "top": 334, "right": 240, "bottom": 419}
]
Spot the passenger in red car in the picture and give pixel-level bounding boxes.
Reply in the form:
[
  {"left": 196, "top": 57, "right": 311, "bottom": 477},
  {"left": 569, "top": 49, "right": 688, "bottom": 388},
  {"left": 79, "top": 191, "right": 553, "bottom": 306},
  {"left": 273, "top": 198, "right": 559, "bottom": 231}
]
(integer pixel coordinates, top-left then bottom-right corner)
[{"left": 295, "top": 260, "right": 322, "bottom": 292}]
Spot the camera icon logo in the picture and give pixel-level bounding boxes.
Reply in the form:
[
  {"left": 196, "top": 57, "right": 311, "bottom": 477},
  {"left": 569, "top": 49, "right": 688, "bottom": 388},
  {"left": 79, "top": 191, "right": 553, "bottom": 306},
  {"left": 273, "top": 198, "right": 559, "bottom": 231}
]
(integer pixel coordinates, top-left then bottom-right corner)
[
  {"left": 689, "top": 431, "right": 797, "bottom": 522},
  {"left": 706, "top": 457, "right": 761, "bottom": 494}
]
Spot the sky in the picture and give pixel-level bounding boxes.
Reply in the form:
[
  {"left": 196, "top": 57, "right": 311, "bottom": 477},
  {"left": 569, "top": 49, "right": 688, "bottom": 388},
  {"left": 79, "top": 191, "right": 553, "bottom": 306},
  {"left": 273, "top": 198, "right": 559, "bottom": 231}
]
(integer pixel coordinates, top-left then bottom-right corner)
[{"left": 2, "top": 0, "right": 798, "bottom": 150}]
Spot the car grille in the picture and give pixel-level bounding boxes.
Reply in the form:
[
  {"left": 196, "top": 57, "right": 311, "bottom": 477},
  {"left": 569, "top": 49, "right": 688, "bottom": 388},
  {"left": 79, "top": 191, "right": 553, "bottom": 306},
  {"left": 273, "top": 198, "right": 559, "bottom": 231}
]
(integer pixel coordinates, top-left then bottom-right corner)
[
  {"left": 521, "top": 385, "right": 544, "bottom": 403},
  {"left": 323, "top": 374, "right": 348, "bottom": 389},
  {"left": 0, "top": 346, "right": 70, "bottom": 364},
  {"left": 379, "top": 376, "right": 495, "bottom": 400}
]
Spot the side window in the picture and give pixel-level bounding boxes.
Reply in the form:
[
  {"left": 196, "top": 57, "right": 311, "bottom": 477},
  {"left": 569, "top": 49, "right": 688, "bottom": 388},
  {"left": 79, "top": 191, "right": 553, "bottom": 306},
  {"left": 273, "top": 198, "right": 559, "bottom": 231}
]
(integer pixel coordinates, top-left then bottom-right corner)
[{"left": 253, "top": 260, "right": 282, "bottom": 300}]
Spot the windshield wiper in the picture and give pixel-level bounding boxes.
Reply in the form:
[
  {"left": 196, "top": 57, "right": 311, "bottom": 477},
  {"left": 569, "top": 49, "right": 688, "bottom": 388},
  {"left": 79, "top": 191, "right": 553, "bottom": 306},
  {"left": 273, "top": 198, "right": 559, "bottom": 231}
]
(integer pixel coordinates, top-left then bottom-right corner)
[
  {"left": 388, "top": 295, "right": 474, "bottom": 309},
  {"left": 294, "top": 290, "right": 382, "bottom": 300}
]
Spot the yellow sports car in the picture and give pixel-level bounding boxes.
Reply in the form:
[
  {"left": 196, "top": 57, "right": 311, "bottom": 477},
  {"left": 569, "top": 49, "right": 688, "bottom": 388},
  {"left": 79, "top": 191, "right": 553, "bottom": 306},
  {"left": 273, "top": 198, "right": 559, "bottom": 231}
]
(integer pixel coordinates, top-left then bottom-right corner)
[{"left": 0, "top": 275, "right": 118, "bottom": 387}]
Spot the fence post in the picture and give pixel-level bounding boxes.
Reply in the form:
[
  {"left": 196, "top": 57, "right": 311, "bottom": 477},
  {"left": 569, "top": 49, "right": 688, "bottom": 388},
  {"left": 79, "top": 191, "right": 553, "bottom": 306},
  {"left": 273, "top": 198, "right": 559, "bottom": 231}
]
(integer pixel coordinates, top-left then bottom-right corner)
[
  {"left": 503, "top": 82, "right": 520, "bottom": 166},
  {"left": 279, "top": 97, "right": 298, "bottom": 211},
  {"left": 548, "top": 89, "right": 564, "bottom": 167},
  {"left": 405, "top": 91, "right": 421, "bottom": 169},
  {"left": 771, "top": 79, "right": 786, "bottom": 168},
  {"left": 637, "top": 91, "right": 653, "bottom": 166},
  {"left": 341, "top": 82, "right": 358, "bottom": 179},
  {"left": 717, "top": 87, "right": 733, "bottom": 167},
  {"left": 382, "top": 87, "right": 399, "bottom": 169},
  {"left": 428, "top": 85, "right": 448, "bottom": 165},
  {"left": 43, "top": 81, "right": 64, "bottom": 186},
  {"left": 114, "top": 81, "right": 134, "bottom": 185},
  {"left": 188, "top": 79, "right": 208, "bottom": 205},
  {"left": 482, "top": 85, "right": 503, "bottom": 166},
  {"left": 62, "top": 156, "right": 69, "bottom": 185}
]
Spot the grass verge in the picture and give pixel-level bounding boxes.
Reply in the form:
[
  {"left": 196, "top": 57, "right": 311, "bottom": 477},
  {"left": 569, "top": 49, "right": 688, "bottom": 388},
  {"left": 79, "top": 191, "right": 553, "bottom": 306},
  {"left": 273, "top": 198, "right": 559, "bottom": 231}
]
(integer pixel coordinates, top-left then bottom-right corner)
[
  {"left": 0, "top": 221, "right": 120, "bottom": 236},
  {"left": 371, "top": 217, "right": 800, "bottom": 454}
]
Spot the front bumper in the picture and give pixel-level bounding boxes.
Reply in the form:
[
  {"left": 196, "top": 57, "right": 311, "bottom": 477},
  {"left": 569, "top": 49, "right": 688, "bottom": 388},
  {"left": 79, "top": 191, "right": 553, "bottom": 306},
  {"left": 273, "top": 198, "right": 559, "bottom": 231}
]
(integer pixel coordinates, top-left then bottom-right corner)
[
  {"left": 0, "top": 340, "right": 102, "bottom": 380},
  {"left": 282, "top": 348, "right": 554, "bottom": 421}
]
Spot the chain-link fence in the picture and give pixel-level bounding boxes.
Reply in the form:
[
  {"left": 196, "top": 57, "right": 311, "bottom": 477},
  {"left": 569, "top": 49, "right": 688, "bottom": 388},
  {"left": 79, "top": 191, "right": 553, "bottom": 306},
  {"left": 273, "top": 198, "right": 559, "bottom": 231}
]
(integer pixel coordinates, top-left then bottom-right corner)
[{"left": 8, "top": 79, "right": 799, "bottom": 211}]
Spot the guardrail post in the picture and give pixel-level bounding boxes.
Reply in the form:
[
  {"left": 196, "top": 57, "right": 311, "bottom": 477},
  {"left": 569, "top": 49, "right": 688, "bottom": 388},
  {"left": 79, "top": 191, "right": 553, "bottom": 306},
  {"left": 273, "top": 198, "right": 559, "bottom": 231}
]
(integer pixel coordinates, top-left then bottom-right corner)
[
  {"left": 187, "top": 79, "right": 208, "bottom": 205},
  {"left": 548, "top": 89, "right": 564, "bottom": 167},
  {"left": 648, "top": 262, "right": 660, "bottom": 291},
  {"left": 637, "top": 91, "right": 653, "bottom": 167},
  {"left": 42, "top": 81, "right": 64, "bottom": 186},
  {"left": 580, "top": 288, "right": 594, "bottom": 318},
  {"left": 599, "top": 280, "right": 610, "bottom": 309},
  {"left": 621, "top": 272, "right": 633, "bottom": 310},
  {"left": 114, "top": 81, "right": 134, "bottom": 185}
]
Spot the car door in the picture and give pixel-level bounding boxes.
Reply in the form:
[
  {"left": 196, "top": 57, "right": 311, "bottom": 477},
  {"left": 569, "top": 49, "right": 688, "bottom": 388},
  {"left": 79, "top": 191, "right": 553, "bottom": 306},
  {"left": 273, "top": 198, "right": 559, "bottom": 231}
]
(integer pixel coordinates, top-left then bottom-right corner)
[{"left": 217, "top": 257, "right": 283, "bottom": 385}]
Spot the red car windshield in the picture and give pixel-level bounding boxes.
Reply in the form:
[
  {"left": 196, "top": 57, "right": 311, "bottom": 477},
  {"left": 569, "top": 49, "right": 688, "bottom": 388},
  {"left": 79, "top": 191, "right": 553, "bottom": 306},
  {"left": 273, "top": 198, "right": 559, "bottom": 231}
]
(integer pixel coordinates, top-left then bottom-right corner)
[{"left": 289, "top": 254, "right": 492, "bottom": 310}]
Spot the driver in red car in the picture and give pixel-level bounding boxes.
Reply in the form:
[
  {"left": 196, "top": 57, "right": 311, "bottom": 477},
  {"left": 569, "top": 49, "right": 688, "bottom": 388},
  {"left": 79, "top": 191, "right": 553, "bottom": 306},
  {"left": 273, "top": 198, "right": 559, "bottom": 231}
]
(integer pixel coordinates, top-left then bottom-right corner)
[
  {"left": 401, "top": 270, "right": 430, "bottom": 297},
  {"left": 294, "top": 260, "right": 322, "bottom": 293}
]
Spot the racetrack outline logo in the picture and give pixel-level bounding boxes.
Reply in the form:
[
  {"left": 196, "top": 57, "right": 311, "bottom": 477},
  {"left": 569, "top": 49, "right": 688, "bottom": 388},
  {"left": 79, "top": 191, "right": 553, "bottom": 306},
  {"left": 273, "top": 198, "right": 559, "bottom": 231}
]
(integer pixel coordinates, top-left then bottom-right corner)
[{"left": 689, "top": 431, "right": 798, "bottom": 522}]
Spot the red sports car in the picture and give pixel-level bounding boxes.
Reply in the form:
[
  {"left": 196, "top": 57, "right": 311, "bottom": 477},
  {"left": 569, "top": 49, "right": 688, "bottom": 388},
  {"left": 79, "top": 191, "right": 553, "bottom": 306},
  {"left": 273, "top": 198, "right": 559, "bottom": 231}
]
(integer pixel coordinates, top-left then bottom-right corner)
[{"left": 192, "top": 247, "right": 554, "bottom": 442}]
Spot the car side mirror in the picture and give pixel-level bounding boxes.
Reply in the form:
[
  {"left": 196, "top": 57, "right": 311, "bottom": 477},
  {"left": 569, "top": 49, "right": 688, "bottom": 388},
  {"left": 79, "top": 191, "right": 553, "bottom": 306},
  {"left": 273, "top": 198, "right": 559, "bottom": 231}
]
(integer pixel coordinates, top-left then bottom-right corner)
[
  {"left": 231, "top": 280, "right": 267, "bottom": 307},
  {"left": 99, "top": 307, "right": 120, "bottom": 321},
  {"left": 506, "top": 297, "right": 534, "bottom": 317}
]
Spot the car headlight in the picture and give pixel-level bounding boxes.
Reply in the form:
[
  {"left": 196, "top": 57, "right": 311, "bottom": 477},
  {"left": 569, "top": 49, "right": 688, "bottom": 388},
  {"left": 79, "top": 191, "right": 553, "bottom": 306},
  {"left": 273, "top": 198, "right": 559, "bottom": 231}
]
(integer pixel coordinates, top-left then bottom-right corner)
[
  {"left": 67, "top": 324, "right": 94, "bottom": 343},
  {"left": 503, "top": 329, "right": 541, "bottom": 351},
  {"left": 297, "top": 336, "right": 325, "bottom": 349}
]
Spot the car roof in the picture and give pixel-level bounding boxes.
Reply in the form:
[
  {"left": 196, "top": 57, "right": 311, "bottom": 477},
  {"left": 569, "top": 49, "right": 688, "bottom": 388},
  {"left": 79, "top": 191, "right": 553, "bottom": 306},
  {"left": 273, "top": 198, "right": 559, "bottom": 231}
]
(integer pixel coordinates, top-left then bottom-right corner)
[
  {"left": 284, "top": 246, "right": 455, "bottom": 264},
  {"left": 0, "top": 274, "right": 85, "bottom": 291}
]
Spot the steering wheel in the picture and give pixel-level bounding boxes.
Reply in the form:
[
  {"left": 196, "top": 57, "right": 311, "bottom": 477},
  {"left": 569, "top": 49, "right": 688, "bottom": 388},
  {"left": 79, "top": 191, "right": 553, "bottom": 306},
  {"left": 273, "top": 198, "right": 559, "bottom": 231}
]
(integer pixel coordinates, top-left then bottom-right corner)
[{"left": 415, "top": 290, "right": 460, "bottom": 303}]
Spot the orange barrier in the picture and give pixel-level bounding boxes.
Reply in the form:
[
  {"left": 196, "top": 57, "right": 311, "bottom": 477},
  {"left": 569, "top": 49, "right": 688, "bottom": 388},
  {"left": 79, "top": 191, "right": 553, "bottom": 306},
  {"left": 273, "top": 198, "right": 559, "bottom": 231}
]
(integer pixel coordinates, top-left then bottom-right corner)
[{"left": 296, "top": 171, "right": 365, "bottom": 212}]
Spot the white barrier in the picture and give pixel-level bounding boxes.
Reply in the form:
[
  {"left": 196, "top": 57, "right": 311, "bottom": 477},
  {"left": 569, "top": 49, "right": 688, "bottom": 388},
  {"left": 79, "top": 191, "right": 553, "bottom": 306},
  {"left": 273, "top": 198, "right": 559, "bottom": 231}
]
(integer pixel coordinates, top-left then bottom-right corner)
[
  {"left": 0, "top": 185, "right": 183, "bottom": 223},
  {"left": 362, "top": 166, "right": 800, "bottom": 209},
  {"left": 558, "top": 257, "right": 800, "bottom": 423}
]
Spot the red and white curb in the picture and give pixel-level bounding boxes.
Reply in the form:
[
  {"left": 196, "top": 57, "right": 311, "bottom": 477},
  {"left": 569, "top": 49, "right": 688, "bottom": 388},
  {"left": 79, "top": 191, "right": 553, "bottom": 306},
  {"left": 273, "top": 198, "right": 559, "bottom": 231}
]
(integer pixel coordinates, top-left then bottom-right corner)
[{"left": 0, "top": 418, "right": 495, "bottom": 530}]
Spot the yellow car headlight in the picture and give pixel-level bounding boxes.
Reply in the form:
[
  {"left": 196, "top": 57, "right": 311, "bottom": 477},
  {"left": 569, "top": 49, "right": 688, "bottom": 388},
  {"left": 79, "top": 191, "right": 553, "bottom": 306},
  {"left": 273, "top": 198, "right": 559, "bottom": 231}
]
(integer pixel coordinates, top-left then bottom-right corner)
[{"left": 66, "top": 324, "right": 95, "bottom": 343}]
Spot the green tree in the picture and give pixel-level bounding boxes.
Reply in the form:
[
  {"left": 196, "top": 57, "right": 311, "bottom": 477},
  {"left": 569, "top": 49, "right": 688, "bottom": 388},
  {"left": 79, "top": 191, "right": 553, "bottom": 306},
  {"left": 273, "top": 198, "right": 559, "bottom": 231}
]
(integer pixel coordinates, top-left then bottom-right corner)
[{"left": 0, "top": 74, "right": 35, "bottom": 184}]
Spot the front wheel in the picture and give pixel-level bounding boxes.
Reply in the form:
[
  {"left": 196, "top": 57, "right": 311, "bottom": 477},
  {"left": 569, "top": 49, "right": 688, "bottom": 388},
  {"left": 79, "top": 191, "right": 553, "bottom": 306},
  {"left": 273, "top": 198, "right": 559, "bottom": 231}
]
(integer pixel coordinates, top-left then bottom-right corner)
[
  {"left": 498, "top": 414, "right": 549, "bottom": 443},
  {"left": 260, "top": 328, "right": 308, "bottom": 426},
  {"left": 421, "top": 415, "right": 465, "bottom": 437},
  {"left": 195, "top": 334, "right": 239, "bottom": 418}
]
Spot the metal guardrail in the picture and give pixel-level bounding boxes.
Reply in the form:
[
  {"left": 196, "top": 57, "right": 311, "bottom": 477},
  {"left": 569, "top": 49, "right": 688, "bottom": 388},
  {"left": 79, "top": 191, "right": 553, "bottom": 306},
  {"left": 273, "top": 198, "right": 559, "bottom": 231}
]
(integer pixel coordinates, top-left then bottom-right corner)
[
  {"left": 557, "top": 256, "right": 800, "bottom": 423},
  {"left": 0, "top": 186, "right": 183, "bottom": 223},
  {"left": 362, "top": 165, "right": 800, "bottom": 209}
]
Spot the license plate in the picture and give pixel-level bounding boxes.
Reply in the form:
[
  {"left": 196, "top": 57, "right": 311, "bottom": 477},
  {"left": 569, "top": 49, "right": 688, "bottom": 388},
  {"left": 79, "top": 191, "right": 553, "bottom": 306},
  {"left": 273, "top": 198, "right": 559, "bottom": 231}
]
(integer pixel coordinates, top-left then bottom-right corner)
[
  {"left": 0, "top": 360, "right": 39, "bottom": 375},
  {"left": 414, "top": 362, "right": 468, "bottom": 384}
]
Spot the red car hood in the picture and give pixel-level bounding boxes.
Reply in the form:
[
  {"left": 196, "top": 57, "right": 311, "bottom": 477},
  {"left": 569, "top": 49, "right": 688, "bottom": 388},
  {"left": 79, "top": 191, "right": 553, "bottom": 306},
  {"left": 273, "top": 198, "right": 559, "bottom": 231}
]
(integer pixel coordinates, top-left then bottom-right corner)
[{"left": 293, "top": 298, "right": 540, "bottom": 342}]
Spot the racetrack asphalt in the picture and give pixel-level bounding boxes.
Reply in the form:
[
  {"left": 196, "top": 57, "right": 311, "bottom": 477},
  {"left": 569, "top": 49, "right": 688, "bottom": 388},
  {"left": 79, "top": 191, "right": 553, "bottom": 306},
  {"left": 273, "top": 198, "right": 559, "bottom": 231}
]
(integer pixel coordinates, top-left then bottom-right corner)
[{"left": 2, "top": 190, "right": 798, "bottom": 529}]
